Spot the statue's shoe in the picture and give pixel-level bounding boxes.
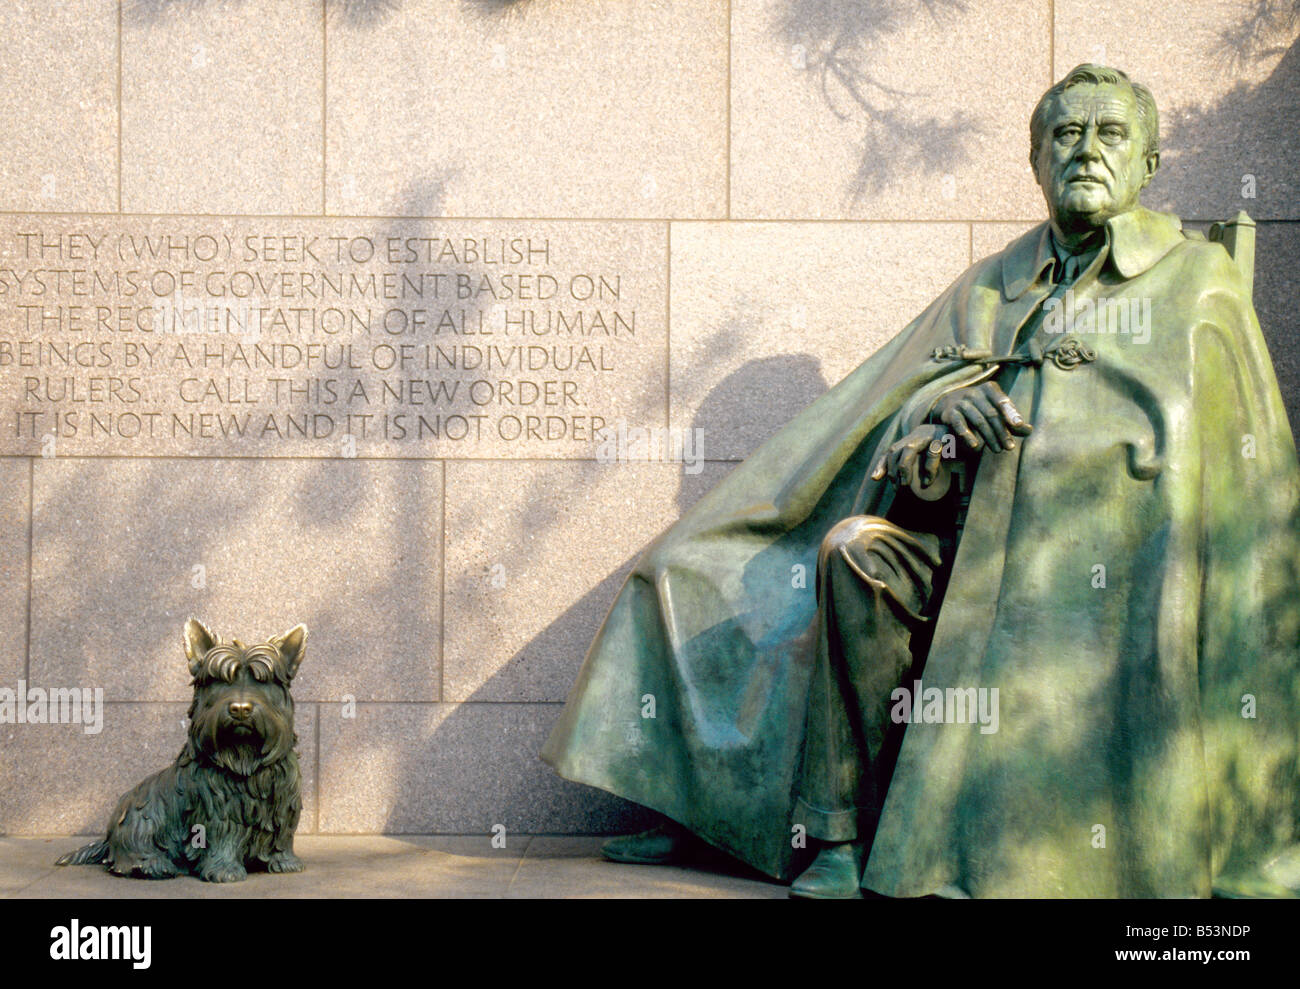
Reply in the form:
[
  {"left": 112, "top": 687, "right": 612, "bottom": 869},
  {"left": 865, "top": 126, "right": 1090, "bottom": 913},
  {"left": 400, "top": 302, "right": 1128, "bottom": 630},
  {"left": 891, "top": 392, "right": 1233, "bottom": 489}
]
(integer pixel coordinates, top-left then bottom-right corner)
[
  {"left": 600, "top": 824, "right": 692, "bottom": 865},
  {"left": 788, "top": 843, "right": 864, "bottom": 899}
]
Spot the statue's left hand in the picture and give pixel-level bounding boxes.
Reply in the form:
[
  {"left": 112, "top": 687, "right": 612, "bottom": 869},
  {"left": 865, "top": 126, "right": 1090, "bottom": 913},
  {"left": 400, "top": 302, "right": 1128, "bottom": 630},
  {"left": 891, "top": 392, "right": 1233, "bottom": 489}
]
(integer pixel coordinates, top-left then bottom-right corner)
[
  {"left": 870, "top": 424, "right": 951, "bottom": 488},
  {"left": 933, "top": 380, "right": 1032, "bottom": 453}
]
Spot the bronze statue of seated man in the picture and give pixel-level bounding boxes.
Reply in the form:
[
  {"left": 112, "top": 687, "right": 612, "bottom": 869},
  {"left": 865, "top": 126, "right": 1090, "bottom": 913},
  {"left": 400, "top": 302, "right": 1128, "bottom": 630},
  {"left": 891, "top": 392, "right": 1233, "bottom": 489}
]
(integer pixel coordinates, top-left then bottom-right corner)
[{"left": 544, "top": 64, "right": 1300, "bottom": 899}]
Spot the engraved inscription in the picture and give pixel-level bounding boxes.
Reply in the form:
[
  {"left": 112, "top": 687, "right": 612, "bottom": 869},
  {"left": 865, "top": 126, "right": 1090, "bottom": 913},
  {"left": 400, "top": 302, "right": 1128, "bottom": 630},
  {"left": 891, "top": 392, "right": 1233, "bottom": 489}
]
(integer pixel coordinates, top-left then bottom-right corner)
[{"left": 0, "top": 219, "right": 664, "bottom": 458}]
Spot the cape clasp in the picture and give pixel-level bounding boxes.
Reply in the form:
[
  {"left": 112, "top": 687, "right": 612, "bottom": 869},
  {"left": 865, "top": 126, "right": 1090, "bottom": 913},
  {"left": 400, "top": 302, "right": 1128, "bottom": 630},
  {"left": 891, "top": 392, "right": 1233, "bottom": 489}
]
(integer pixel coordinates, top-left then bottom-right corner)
[
  {"left": 930, "top": 337, "right": 1096, "bottom": 371},
  {"left": 1040, "top": 337, "right": 1097, "bottom": 370}
]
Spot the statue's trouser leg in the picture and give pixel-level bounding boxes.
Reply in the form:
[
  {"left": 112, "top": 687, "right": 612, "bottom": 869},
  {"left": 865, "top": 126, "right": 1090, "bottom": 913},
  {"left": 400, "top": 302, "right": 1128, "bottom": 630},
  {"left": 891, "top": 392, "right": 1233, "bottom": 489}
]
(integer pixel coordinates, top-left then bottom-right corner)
[{"left": 795, "top": 515, "right": 943, "bottom": 845}]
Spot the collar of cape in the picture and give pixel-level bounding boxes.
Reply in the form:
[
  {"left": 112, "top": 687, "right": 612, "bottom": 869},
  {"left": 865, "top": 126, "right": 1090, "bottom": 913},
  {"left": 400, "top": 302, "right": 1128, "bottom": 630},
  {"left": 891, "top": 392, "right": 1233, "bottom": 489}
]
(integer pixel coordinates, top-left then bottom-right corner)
[{"left": 1000, "top": 206, "right": 1185, "bottom": 301}]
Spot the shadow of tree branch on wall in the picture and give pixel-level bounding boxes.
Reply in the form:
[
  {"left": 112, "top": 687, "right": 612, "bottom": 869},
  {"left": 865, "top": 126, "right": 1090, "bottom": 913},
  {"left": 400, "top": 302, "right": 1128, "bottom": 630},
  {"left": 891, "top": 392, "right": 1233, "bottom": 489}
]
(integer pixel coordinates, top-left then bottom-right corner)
[
  {"left": 775, "top": 0, "right": 982, "bottom": 201},
  {"left": 325, "top": 0, "right": 538, "bottom": 28},
  {"left": 124, "top": 0, "right": 245, "bottom": 26},
  {"left": 461, "top": 0, "right": 538, "bottom": 19},
  {"left": 326, "top": 0, "right": 402, "bottom": 29},
  {"left": 1155, "top": 39, "right": 1299, "bottom": 221},
  {"left": 1213, "top": 0, "right": 1299, "bottom": 67},
  {"left": 1136, "top": 0, "right": 1300, "bottom": 218},
  {"left": 1153, "top": 3, "right": 1300, "bottom": 430}
]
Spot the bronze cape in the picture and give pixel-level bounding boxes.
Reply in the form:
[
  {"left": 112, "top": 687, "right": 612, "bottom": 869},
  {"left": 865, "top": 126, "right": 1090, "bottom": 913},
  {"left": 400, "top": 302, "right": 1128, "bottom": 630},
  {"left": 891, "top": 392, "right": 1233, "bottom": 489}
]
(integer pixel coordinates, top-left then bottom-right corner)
[{"left": 542, "top": 208, "right": 1300, "bottom": 896}]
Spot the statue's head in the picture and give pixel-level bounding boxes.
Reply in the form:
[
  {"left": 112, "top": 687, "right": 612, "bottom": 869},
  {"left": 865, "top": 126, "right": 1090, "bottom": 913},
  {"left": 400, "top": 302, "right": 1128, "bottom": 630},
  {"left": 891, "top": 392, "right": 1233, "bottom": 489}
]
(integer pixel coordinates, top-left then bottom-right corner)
[{"left": 1029, "top": 64, "right": 1160, "bottom": 240}]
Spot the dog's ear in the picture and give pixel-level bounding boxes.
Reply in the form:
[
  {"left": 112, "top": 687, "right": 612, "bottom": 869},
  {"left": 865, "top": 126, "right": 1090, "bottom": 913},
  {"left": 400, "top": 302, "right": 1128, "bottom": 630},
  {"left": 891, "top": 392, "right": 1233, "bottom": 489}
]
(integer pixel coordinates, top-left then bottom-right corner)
[
  {"left": 272, "top": 624, "right": 308, "bottom": 680},
  {"left": 184, "top": 618, "right": 217, "bottom": 676}
]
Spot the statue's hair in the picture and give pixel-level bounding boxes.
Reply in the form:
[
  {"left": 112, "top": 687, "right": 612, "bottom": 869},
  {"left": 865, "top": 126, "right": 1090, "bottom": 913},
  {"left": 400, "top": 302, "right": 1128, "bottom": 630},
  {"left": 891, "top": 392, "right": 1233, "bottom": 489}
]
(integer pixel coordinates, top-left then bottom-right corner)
[
  {"left": 192, "top": 641, "right": 293, "bottom": 686},
  {"left": 1029, "top": 63, "right": 1159, "bottom": 164}
]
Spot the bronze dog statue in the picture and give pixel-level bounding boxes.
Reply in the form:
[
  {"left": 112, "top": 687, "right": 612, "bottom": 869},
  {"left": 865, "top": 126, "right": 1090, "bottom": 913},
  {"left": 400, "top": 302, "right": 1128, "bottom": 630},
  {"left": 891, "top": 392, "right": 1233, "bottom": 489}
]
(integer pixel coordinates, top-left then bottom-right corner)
[{"left": 57, "top": 619, "right": 307, "bottom": 882}]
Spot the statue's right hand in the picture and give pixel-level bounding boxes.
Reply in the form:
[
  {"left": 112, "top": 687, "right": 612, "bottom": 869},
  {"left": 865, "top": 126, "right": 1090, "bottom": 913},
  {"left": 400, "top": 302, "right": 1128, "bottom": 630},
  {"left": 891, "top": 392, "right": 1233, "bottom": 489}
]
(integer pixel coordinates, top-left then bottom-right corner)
[
  {"left": 933, "top": 380, "right": 1032, "bottom": 453},
  {"left": 870, "top": 424, "right": 951, "bottom": 489}
]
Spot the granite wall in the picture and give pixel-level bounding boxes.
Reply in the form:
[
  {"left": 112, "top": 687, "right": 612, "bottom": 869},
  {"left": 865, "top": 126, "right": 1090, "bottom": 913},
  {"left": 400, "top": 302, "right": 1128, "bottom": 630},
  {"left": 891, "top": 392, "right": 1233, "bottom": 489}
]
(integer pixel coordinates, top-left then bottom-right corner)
[{"left": 1, "top": 0, "right": 1296, "bottom": 838}]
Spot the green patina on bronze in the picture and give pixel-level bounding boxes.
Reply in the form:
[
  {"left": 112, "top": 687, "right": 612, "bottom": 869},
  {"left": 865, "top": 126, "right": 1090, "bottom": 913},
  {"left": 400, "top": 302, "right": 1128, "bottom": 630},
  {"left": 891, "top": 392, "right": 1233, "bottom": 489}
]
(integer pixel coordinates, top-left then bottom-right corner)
[{"left": 542, "top": 64, "right": 1300, "bottom": 897}]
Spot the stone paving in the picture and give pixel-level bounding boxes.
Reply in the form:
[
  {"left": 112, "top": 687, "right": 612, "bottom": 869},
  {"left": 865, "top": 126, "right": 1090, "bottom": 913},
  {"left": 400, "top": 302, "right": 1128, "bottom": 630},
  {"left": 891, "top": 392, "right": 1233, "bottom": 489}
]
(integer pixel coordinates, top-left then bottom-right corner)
[{"left": 2, "top": 836, "right": 787, "bottom": 899}]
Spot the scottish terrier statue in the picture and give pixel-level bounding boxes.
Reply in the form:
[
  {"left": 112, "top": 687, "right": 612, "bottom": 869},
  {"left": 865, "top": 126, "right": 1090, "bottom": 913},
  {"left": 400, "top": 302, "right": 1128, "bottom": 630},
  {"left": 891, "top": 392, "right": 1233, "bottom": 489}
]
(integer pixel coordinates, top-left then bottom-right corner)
[{"left": 57, "top": 619, "right": 307, "bottom": 882}]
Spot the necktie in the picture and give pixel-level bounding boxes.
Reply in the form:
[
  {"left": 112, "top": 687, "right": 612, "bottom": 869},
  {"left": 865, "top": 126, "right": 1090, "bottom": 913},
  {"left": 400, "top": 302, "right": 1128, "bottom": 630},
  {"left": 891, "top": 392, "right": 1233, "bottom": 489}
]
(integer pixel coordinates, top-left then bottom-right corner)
[
  {"left": 1010, "top": 250, "right": 1087, "bottom": 355},
  {"left": 1060, "top": 252, "right": 1082, "bottom": 287}
]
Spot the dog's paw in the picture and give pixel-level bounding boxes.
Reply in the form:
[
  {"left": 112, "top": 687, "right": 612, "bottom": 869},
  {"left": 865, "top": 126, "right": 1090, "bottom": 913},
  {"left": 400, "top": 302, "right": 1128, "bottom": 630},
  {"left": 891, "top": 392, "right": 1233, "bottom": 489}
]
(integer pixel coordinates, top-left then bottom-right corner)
[
  {"left": 112, "top": 858, "right": 179, "bottom": 880},
  {"left": 266, "top": 851, "right": 305, "bottom": 874},
  {"left": 198, "top": 861, "right": 248, "bottom": 883}
]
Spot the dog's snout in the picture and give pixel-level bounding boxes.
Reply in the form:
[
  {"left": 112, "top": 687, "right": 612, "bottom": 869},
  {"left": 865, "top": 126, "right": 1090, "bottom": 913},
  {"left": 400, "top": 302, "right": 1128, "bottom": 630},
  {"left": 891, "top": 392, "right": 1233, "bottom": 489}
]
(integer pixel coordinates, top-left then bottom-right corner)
[{"left": 228, "top": 701, "right": 254, "bottom": 720}]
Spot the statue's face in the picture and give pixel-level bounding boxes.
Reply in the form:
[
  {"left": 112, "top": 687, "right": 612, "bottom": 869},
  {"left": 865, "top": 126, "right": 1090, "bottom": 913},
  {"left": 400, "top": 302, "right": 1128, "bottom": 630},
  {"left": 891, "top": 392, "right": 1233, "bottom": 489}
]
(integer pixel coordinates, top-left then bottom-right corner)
[{"left": 1034, "top": 82, "right": 1157, "bottom": 235}]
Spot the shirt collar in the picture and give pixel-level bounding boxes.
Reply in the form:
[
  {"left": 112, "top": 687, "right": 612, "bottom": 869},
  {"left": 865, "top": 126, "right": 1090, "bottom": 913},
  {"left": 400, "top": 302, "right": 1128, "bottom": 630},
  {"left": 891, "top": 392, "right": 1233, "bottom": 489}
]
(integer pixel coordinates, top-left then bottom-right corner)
[
  {"left": 1001, "top": 206, "right": 1185, "bottom": 300},
  {"left": 1050, "top": 230, "right": 1102, "bottom": 264}
]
